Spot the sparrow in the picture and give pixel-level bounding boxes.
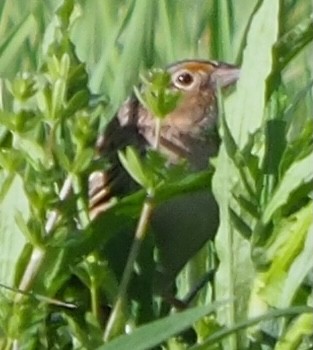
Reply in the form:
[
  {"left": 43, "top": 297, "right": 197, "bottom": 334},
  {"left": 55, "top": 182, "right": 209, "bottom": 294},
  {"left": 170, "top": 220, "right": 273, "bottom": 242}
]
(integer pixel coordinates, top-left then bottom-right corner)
[{"left": 88, "top": 59, "right": 240, "bottom": 294}]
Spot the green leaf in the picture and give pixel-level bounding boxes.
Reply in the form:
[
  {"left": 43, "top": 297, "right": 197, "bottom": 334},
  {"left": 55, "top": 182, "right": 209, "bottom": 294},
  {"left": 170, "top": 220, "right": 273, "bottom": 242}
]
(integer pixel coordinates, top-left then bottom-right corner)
[
  {"left": 225, "top": 0, "right": 279, "bottom": 148},
  {"left": 13, "top": 242, "right": 33, "bottom": 288},
  {"left": 280, "top": 117, "right": 313, "bottom": 177},
  {"left": 97, "top": 302, "right": 231, "bottom": 350},
  {"left": 263, "top": 119, "right": 286, "bottom": 176},
  {"left": 108, "top": 0, "right": 155, "bottom": 107},
  {"left": 213, "top": 145, "right": 255, "bottom": 347},
  {"left": 0, "top": 148, "right": 24, "bottom": 172},
  {"left": 0, "top": 175, "right": 28, "bottom": 286},
  {"left": 0, "top": 14, "right": 36, "bottom": 77},
  {"left": 0, "top": 172, "right": 14, "bottom": 200},
  {"left": 56, "top": 0, "right": 74, "bottom": 29},
  {"left": 213, "top": 2, "right": 280, "bottom": 349},
  {"left": 192, "top": 306, "right": 313, "bottom": 349},
  {"left": 279, "top": 218, "right": 313, "bottom": 308},
  {"left": 229, "top": 208, "right": 253, "bottom": 239},
  {"left": 135, "top": 69, "right": 181, "bottom": 119},
  {"left": 262, "top": 152, "right": 313, "bottom": 224},
  {"left": 64, "top": 90, "right": 89, "bottom": 118},
  {"left": 118, "top": 146, "right": 153, "bottom": 189},
  {"left": 275, "top": 313, "right": 313, "bottom": 350},
  {"left": 54, "top": 143, "right": 71, "bottom": 171},
  {"left": 72, "top": 148, "right": 94, "bottom": 173},
  {"left": 51, "top": 78, "right": 66, "bottom": 119},
  {"left": 252, "top": 202, "right": 312, "bottom": 307},
  {"left": 268, "top": 16, "right": 313, "bottom": 94},
  {"left": 14, "top": 212, "right": 38, "bottom": 246},
  {"left": 9, "top": 74, "right": 37, "bottom": 101},
  {"left": 14, "top": 135, "right": 47, "bottom": 166}
]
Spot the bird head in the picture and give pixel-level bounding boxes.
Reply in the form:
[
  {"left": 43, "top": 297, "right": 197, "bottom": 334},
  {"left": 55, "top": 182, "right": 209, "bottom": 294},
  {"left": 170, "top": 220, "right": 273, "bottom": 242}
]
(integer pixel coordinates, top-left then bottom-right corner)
[
  {"left": 162, "top": 59, "right": 240, "bottom": 131},
  {"left": 134, "top": 59, "right": 240, "bottom": 166}
]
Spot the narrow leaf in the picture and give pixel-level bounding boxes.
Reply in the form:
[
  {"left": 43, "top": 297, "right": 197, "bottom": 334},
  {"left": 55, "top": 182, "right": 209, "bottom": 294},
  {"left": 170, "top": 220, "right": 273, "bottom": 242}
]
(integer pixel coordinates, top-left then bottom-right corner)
[
  {"left": 98, "top": 301, "right": 231, "bottom": 350},
  {"left": 263, "top": 152, "right": 313, "bottom": 224}
]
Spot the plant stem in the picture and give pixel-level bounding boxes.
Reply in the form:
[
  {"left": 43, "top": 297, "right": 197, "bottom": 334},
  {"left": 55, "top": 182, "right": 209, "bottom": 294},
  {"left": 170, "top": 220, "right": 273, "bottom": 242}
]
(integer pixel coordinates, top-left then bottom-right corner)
[
  {"left": 103, "top": 194, "right": 155, "bottom": 340},
  {"left": 154, "top": 118, "right": 162, "bottom": 149},
  {"left": 15, "top": 176, "right": 74, "bottom": 301},
  {"left": 90, "top": 271, "right": 100, "bottom": 322},
  {"left": 71, "top": 173, "right": 90, "bottom": 228},
  {"left": 45, "top": 175, "right": 73, "bottom": 233},
  {"left": 104, "top": 116, "right": 163, "bottom": 340}
]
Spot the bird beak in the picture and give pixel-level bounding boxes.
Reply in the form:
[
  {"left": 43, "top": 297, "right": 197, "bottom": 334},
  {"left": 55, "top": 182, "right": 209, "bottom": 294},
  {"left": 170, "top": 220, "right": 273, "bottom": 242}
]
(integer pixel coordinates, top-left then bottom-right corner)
[{"left": 210, "top": 64, "right": 240, "bottom": 88}]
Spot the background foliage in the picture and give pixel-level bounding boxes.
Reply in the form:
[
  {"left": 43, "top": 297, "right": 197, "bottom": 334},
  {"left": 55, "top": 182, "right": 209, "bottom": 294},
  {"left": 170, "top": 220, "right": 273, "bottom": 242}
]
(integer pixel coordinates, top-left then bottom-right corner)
[{"left": 0, "top": 0, "right": 312, "bottom": 349}]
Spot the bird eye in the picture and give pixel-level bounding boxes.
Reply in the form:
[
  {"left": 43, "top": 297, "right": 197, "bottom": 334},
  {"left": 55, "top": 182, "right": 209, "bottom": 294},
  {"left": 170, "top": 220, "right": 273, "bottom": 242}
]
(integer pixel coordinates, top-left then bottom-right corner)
[{"left": 176, "top": 72, "right": 194, "bottom": 86}]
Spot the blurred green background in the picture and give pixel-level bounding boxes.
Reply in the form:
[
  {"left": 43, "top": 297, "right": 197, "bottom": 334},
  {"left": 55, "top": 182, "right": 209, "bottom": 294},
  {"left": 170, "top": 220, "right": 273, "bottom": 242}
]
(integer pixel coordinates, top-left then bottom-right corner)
[{"left": 0, "top": 1, "right": 312, "bottom": 349}]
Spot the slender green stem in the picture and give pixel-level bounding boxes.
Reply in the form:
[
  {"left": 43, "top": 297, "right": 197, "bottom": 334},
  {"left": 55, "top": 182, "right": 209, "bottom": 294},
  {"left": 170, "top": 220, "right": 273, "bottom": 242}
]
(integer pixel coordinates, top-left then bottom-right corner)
[
  {"left": 104, "top": 116, "right": 163, "bottom": 340},
  {"left": 1, "top": 282, "right": 76, "bottom": 308},
  {"left": 103, "top": 193, "right": 155, "bottom": 340},
  {"left": 226, "top": 223, "right": 236, "bottom": 349},
  {"left": 45, "top": 175, "right": 73, "bottom": 233},
  {"left": 15, "top": 248, "right": 45, "bottom": 301},
  {"left": 90, "top": 274, "right": 100, "bottom": 322},
  {"left": 71, "top": 173, "right": 91, "bottom": 228},
  {"left": 87, "top": 252, "right": 104, "bottom": 324}
]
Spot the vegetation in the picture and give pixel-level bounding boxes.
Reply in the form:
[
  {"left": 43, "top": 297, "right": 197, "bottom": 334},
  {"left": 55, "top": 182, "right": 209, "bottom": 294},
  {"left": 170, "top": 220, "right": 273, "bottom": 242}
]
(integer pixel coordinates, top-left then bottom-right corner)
[{"left": 0, "top": 0, "right": 312, "bottom": 349}]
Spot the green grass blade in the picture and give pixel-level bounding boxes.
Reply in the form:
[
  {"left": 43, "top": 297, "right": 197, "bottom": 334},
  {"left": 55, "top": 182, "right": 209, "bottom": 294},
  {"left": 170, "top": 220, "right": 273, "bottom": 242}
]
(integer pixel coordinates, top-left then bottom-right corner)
[
  {"left": 213, "top": 1, "right": 280, "bottom": 349},
  {"left": 0, "top": 176, "right": 28, "bottom": 285},
  {"left": 97, "top": 301, "right": 232, "bottom": 350},
  {"left": 263, "top": 151, "right": 313, "bottom": 223}
]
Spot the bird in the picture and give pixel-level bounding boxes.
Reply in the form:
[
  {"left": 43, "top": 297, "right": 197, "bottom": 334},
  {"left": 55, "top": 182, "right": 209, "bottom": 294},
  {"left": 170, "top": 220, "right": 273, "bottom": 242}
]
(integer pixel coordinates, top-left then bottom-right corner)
[{"left": 88, "top": 59, "right": 240, "bottom": 295}]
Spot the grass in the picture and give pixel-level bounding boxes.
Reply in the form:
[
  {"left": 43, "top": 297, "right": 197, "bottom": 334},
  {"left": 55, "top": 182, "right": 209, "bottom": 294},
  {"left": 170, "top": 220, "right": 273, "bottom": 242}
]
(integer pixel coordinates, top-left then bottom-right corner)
[{"left": 0, "top": 0, "right": 312, "bottom": 349}]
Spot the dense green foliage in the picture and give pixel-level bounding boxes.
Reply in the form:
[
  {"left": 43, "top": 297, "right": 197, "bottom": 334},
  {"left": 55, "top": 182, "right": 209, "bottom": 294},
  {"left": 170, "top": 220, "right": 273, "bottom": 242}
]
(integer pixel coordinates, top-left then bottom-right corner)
[{"left": 0, "top": 0, "right": 312, "bottom": 349}]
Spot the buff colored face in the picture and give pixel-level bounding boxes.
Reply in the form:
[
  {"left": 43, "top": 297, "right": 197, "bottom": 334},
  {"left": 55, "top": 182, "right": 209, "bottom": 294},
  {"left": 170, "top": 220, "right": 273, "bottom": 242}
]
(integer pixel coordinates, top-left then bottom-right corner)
[{"left": 164, "top": 60, "right": 240, "bottom": 132}]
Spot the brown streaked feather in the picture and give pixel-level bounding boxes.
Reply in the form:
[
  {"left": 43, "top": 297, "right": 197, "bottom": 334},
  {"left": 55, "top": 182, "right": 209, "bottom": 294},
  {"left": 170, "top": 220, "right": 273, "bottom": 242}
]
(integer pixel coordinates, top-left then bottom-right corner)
[
  {"left": 88, "top": 60, "right": 239, "bottom": 218},
  {"left": 88, "top": 97, "right": 146, "bottom": 218}
]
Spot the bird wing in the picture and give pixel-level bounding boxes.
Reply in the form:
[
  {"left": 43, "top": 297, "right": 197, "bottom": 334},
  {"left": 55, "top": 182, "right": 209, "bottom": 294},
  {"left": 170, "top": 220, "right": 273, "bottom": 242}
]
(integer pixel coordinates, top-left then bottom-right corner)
[{"left": 88, "top": 96, "right": 146, "bottom": 218}]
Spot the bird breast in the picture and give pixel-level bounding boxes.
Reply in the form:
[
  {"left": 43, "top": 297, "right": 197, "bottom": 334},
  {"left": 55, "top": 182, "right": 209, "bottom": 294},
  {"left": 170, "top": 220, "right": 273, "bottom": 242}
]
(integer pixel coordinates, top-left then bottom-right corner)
[{"left": 136, "top": 94, "right": 218, "bottom": 169}]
